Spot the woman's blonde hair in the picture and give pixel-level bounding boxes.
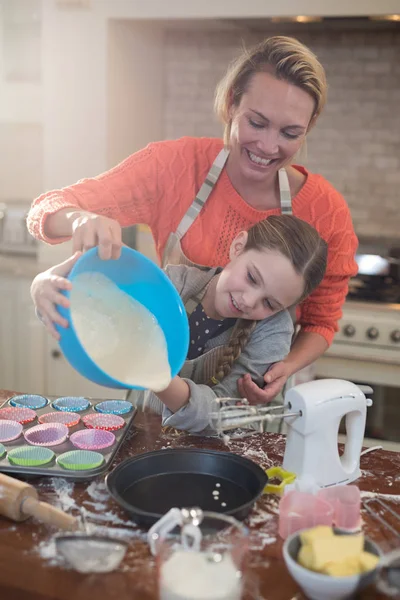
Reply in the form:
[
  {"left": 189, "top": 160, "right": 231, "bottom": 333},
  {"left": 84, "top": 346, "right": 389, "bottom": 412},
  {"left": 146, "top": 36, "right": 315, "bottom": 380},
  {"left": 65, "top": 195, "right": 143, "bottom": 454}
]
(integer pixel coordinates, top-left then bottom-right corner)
[
  {"left": 209, "top": 215, "right": 328, "bottom": 384},
  {"left": 215, "top": 36, "right": 327, "bottom": 146}
]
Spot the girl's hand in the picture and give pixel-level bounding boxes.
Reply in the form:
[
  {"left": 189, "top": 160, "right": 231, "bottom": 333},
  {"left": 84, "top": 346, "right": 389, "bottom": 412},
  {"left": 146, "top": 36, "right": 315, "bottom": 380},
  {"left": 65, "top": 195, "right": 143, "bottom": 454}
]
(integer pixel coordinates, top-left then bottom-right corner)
[
  {"left": 69, "top": 211, "right": 123, "bottom": 260},
  {"left": 30, "top": 252, "right": 82, "bottom": 340},
  {"left": 237, "top": 361, "right": 290, "bottom": 404}
]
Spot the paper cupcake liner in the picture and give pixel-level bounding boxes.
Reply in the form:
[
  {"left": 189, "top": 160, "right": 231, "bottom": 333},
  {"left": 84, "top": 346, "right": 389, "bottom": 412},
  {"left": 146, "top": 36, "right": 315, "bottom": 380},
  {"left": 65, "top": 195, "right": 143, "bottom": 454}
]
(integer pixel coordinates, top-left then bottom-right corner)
[
  {"left": 0, "top": 420, "right": 23, "bottom": 443},
  {"left": 8, "top": 446, "right": 55, "bottom": 467},
  {"left": 39, "top": 411, "right": 81, "bottom": 428},
  {"left": 95, "top": 400, "right": 133, "bottom": 415},
  {"left": 82, "top": 413, "right": 125, "bottom": 432},
  {"left": 0, "top": 406, "right": 36, "bottom": 425},
  {"left": 0, "top": 443, "right": 5, "bottom": 459},
  {"left": 70, "top": 428, "right": 115, "bottom": 451},
  {"left": 52, "top": 397, "right": 91, "bottom": 412},
  {"left": 9, "top": 394, "right": 48, "bottom": 410},
  {"left": 57, "top": 450, "right": 104, "bottom": 471},
  {"left": 24, "top": 423, "right": 69, "bottom": 447}
]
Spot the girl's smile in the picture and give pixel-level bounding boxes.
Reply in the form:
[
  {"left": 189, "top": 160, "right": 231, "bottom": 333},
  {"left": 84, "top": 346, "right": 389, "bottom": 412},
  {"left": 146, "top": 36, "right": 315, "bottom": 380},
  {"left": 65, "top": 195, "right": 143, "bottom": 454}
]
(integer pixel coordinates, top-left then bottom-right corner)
[{"left": 203, "top": 231, "right": 305, "bottom": 322}]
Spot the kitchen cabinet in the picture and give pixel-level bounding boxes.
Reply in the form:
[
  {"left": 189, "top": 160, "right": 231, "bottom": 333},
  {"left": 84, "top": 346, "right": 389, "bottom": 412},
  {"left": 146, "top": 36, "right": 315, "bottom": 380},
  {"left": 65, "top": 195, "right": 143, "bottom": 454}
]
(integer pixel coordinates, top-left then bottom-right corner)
[
  {"left": 0, "top": 275, "right": 18, "bottom": 390},
  {"left": 45, "top": 335, "right": 126, "bottom": 399},
  {"left": 0, "top": 273, "right": 126, "bottom": 399}
]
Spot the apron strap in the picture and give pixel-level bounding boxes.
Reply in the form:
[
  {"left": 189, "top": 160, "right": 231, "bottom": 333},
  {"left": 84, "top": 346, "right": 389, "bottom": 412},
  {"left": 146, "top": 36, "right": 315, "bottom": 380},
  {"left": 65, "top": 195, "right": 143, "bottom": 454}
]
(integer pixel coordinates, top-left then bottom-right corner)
[
  {"left": 173, "top": 151, "right": 292, "bottom": 245},
  {"left": 278, "top": 168, "right": 292, "bottom": 215},
  {"left": 176, "top": 148, "right": 230, "bottom": 240}
]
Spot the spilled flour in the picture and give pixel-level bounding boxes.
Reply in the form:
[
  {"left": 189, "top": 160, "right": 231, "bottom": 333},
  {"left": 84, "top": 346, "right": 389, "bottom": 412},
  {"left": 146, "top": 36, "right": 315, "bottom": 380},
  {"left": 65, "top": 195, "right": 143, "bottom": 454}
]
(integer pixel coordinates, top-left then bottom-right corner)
[{"left": 36, "top": 478, "right": 146, "bottom": 568}]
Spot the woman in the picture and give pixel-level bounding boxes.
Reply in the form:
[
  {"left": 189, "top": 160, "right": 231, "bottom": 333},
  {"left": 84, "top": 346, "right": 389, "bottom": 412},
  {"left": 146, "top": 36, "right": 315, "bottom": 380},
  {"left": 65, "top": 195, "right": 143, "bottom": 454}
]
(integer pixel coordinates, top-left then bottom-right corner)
[
  {"left": 31, "top": 215, "right": 327, "bottom": 434},
  {"left": 27, "top": 36, "right": 358, "bottom": 403}
]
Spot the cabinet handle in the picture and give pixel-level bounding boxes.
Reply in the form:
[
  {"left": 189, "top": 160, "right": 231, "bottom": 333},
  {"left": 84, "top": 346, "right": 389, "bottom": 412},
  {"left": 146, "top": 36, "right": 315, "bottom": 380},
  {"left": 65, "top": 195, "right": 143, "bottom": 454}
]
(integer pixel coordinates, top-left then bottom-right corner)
[{"left": 51, "top": 349, "right": 62, "bottom": 359}]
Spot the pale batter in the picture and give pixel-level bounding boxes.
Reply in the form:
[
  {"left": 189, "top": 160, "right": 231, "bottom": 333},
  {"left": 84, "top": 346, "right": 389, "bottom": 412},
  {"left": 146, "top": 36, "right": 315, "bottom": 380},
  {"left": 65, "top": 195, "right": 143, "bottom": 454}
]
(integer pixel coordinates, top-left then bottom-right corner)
[{"left": 70, "top": 272, "right": 171, "bottom": 392}]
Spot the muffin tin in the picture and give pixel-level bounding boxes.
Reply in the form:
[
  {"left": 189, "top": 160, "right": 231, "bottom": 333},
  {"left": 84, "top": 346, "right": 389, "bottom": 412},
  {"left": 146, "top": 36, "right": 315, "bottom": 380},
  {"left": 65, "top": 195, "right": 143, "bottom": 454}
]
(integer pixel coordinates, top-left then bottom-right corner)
[{"left": 0, "top": 394, "right": 137, "bottom": 481}]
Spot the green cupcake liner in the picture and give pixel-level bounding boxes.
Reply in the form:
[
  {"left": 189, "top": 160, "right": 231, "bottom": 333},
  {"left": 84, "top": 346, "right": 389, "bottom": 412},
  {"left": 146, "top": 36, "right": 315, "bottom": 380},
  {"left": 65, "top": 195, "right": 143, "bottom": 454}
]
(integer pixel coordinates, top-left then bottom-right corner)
[
  {"left": 0, "top": 443, "right": 5, "bottom": 459},
  {"left": 57, "top": 450, "right": 104, "bottom": 471},
  {"left": 8, "top": 446, "right": 55, "bottom": 467}
]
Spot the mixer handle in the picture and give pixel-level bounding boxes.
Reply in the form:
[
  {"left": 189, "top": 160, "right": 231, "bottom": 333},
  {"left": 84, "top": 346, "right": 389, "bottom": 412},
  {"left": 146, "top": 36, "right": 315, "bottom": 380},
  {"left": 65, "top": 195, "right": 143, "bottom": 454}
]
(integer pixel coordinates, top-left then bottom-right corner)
[{"left": 357, "top": 385, "right": 373, "bottom": 396}]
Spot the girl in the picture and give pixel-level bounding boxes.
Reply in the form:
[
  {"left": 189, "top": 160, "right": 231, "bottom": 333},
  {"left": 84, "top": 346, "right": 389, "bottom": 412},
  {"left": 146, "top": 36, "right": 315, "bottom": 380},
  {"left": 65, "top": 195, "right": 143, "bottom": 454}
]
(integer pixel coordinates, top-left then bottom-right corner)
[{"left": 31, "top": 215, "right": 327, "bottom": 435}]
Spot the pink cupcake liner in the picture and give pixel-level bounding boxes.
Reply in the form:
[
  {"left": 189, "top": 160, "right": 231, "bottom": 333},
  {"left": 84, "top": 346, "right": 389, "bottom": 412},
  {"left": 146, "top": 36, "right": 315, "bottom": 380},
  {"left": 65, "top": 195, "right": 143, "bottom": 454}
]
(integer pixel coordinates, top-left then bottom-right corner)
[
  {"left": 70, "top": 428, "right": 115, "bottom": 451},
  {"left": 0, "top": 406, "right": 36, "bottom": 425},
  {"left": 39, "top": 411, "right": 81, "bottom": 428},
  {"left": 0, "top": 420, "right": 23, "bottom": 443},
  {"left": 82, "top": 413, "right": 125, "bottom": 432},
  {"left": 24, "top": 423, "right": 69, "bottom": 447}
]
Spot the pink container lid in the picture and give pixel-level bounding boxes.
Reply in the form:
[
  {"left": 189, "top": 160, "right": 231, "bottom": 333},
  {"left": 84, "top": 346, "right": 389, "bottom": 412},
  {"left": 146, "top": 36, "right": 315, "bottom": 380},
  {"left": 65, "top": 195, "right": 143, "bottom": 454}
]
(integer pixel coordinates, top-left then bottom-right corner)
[
  {"left": 317, "top": 485, "right": 361, "bottom": 532},
  {"left": 0, "top": 406, "right": 36, "bottom": 425},
  {"left": 70, "top": 428, "right": 115, "bottom": 451},
  {"left": 39, "top": 411, "right": 81, "bottom": 428},
  {"left": 279, "top": 491, "right": 334, "bottom": 540},
  {"left": 82, "top": 413, "right": 125, "bottom": 432},
  {"left": 0, "top": 420, "right": 23, "bottom": 443},
  {"left": 24, "top": 423, "right": 69, "bottom": 447}
]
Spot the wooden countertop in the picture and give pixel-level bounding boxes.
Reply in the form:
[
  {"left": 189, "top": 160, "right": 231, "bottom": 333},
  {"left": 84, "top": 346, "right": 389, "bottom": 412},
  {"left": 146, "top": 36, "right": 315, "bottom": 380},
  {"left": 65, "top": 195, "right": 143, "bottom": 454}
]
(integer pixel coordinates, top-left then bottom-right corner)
[{"left": 0, "top": 389, "right": 398, "bottom": 600}]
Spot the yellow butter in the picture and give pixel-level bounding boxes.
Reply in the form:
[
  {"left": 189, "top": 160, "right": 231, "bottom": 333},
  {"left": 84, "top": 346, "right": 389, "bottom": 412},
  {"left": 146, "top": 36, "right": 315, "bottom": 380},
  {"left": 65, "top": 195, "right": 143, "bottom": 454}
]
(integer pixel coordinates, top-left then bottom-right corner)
[
  {"left": 298, "top": 545, "right": 314, "bottom": 570},
  {"left": 299, "top": 526, "right": 334, "bottom": 546},
  {"left": 358, "top": 551, "right": 380, "bottom": 573},
  {"left": 322, "top": 557, "right": 361, "bottom": 577},
  {"left": 309, "top": 535, "right": 364, "bottom": 572}
]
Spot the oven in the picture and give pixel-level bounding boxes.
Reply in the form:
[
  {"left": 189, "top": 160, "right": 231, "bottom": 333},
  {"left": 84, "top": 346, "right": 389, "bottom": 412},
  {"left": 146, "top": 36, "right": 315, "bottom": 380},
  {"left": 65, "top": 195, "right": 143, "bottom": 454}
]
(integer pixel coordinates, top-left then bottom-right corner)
[{"left": 315, "top": 247, "right": 400, "bottom": 443}]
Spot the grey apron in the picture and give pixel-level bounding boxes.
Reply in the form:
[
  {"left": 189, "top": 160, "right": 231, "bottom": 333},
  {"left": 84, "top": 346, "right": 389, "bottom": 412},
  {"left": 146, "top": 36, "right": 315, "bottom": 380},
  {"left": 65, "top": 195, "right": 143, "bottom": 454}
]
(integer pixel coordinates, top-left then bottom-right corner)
[{"left": 129, "top": 149, "right": 293, "bottom": 431}]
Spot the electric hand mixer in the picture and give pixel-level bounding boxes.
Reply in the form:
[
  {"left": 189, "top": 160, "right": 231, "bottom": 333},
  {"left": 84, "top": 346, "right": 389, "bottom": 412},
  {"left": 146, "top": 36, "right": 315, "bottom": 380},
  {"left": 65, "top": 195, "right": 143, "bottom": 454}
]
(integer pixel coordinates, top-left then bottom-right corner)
[{"left": 211, "top": 379, "right": 373, "bottom": 488}]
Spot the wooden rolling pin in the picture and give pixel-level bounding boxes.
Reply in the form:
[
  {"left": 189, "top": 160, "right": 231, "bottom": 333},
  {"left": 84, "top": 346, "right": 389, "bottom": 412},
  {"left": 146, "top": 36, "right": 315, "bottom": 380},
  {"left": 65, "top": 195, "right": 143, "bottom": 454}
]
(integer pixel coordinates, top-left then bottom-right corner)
[{"left": 0, "top": 473, "right": 79, "bottom": 531}]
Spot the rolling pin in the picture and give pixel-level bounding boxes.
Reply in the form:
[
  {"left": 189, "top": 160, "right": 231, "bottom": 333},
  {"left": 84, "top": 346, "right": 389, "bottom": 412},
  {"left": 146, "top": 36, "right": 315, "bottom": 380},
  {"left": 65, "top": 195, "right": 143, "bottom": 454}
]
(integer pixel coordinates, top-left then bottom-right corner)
[{"left": 0, "top": 473, "right": 79, "bottom": 531}]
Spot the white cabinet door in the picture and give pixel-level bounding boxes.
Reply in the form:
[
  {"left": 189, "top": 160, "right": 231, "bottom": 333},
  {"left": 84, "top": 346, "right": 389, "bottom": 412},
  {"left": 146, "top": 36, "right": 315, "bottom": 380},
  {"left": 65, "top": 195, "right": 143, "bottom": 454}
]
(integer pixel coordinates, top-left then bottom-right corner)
[
  {"left": 15, "top": 278, "right": 46, "bottom": 394},
  {"left": 0, "top": 276, "right": 46, "bottom": 394},
  {"left": 45, "top": 335, "right": 127, "bottom": 399},
  {"left": 0, "top": 276, "right": 18, "bottom": 390}
]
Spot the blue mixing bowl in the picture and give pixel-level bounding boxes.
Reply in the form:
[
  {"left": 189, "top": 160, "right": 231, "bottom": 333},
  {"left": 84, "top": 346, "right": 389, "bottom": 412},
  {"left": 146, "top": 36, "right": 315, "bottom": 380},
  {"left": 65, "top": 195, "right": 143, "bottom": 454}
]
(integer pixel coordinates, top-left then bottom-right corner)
[{"left": 57, "top": 247, "right": 189, "bottom": 390}]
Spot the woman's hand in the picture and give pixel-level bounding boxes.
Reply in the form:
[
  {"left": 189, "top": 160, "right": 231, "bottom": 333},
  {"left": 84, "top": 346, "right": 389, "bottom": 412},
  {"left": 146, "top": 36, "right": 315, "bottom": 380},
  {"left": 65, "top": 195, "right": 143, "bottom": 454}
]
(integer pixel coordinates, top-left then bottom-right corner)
[
  {"left": 30, "top": 252, "right": 82, "bottom": 340},
  {"left": 69, "top": 211, "right": 123, "bottom": 260},
  {"left": 237, "top": 361, "right": 291, "bottom": 404}
]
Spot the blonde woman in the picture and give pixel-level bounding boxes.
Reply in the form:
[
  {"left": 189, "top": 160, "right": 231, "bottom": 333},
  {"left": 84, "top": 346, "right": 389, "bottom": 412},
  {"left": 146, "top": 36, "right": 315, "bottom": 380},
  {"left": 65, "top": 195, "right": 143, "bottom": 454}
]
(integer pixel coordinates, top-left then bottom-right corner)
[{"left": 27, "top": 36, "right": 358, "bottom": 403}]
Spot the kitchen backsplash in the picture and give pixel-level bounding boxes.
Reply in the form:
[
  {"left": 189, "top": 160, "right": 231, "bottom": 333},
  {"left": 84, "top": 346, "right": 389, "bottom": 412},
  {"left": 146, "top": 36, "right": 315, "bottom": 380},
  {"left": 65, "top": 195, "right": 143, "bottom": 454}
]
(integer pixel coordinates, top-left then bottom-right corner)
[{"left": 163, "top": 26, "right": 400, "bottom": 240}]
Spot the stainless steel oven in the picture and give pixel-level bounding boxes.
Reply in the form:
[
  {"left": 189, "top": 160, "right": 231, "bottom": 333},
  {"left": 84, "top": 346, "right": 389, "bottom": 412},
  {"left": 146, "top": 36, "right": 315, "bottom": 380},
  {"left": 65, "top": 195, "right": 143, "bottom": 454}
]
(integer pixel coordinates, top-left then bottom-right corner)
[{"left": 315, "top": 243, "right": 400, "bottom": 443}]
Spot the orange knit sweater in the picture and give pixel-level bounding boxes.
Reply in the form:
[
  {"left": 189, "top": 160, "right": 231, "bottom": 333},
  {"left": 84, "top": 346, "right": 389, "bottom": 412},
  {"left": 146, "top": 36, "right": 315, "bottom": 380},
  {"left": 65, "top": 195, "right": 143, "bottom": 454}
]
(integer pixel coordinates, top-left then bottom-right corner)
[{"left": 28, "top": 137, "right": 358, "bottom": 345}]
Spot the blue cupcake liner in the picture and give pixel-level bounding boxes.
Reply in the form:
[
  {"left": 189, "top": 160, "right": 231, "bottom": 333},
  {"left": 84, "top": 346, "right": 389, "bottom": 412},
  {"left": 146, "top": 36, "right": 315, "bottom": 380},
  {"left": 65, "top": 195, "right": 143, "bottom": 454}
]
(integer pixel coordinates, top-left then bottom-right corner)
[
  {"left": 95, "top": 400, "right": 133, "bottom": 415},
  {"left": 52, "top": 397, "right": 91, "bottom": 412},
  {"left": 10, "top": 394, "right": 48, "bottom": 410}
]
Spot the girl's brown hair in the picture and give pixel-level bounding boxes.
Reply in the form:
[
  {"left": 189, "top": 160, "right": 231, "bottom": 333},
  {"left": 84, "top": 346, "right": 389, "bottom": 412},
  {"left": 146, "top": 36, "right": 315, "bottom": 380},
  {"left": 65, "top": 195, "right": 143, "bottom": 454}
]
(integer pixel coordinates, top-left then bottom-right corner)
[
  {"left": 215, "top": 35, "right": 327, "bottom": 146},
  {"left": 210, "top": 215, "right": 328, "bottom": 384}
]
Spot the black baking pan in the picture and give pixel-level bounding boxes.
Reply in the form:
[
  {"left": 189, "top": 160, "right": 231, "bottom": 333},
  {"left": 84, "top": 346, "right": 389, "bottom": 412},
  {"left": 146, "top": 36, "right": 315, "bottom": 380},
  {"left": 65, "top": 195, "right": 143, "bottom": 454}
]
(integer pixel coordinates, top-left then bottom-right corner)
[{"left": 106, "top": 448, "right": 268, "bottom": 528}]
